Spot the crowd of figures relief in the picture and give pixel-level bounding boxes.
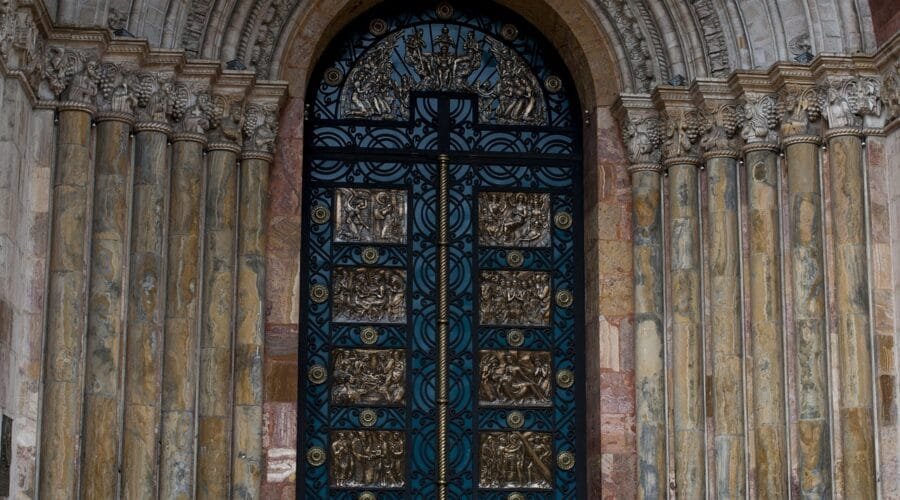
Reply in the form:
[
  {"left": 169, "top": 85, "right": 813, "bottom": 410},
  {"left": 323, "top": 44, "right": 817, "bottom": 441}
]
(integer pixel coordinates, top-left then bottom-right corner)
[
  {"left": 331, "top": 348, "right": 406, "bottom": 406},
  {"left": 478, "top": 192, "right": 551, "bottom": 247},
  {"left": 340, "top": 24, "right": 547, "bottom": 125},
  {"left": 480, "top": 271, "right": 551, "bottom": 326},
  {"left": 334, "top": 188, "right": 407, "bottom": 244},
  {"left": 330, "top": 430, "right": 406, "bottom": 488},
  {"left": 479, "top": 432, "right": 553, "bottom": 489},
  {"left": 332, "top": 267, "right": 407, "bottom": 323},
  {"left": 479, "top": 350, "right": 552, "bottom": 406}
]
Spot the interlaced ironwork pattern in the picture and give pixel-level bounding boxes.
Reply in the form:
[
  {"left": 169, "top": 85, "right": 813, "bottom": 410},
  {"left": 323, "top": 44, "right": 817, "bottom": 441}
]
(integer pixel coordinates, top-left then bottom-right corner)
[{"left": 300, "top": 2, "right": 584, "bottom": 498}]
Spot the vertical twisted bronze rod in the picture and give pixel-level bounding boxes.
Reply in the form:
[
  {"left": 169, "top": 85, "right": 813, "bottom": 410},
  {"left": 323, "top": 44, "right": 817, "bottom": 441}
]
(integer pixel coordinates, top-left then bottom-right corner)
[{"left": 437, "top": 153, "right": 450, "bottom": 500}]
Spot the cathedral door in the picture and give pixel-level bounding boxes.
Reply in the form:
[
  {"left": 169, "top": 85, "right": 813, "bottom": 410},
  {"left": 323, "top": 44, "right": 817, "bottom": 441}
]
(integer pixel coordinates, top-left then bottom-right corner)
[{"left": 299, "top": 3, "right": 584, "bottom": 498}]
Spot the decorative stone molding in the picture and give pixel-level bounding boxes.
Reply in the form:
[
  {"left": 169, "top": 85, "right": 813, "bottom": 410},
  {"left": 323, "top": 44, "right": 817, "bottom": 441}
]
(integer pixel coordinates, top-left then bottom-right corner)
[
  {"left": 740, "top": 94, "right": 780, "bottom": 144},
  {"left": 778, "top": 85, "right": 823, "bottom": 137},
  {"left": 598, "top": 0, "right": 657, "bottom": 91},
  {"left": 688, "top": 0, "right": 730, "bottom": 77}
]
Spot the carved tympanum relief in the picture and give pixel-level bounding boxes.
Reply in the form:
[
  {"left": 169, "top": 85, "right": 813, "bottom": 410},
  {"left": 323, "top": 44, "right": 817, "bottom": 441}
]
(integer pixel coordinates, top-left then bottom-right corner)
[
  {"left": 480, "top": 271, "right": 551, "bottom": 327},
  {"left": 332, "top": 267, "right": 407, "bottom": 324},
  {"left": 330, "top": 430, "right": 406, "bottom": 488},
  {"left": 478, "top": 192, "right": 551, "bottom": 248},
  {"left": 331, "top": 348, "right": 406, "bottom": 406},
  {"left": 479, "top": 432, "right": 553, "bottom": 489},
  {"left": 479, "top": 350, "right": 552, "bottom": 407},
  {"left": 334, "top": 188, "right": 408, "bottom": 244},
  {"left": 339, "top": 26, "right": 547, "bottom": 125}
]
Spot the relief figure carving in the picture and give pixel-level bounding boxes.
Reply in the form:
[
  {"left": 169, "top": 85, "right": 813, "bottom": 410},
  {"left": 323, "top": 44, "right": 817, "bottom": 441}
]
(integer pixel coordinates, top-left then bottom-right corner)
[
  {"left": 332, "top": 267, "right": 406, "bottom": 324},
  {"left": 479, "top": 192, "right": 550, "bottom": 247},
  {"left": 480, "top": 271, "right": 551, "bottom": 327},
  {"left": 479, "top": 350, "right": 552, "bottom": 407},
  {"left": 335, "top": 188, "right": 407, "bottom": 244},
  {"left": 330, "top": 430, "right": 405, "bottom": 488},
  {"left": 331, "top": 348, "right": 406, "bottom": 406},
  {"left": 479, "top": 432, "right": 553, "bottom": 489}
]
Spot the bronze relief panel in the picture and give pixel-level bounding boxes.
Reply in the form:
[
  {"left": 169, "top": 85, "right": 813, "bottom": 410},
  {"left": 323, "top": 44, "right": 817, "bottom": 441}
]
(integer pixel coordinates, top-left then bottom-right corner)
[
  {"left": 330, "top": 430, "right": 406, "bottom": 488},
  {"left": 479, "top": 350, "right": 552, "bottom": 407},
  {"left": 479, "top": 432, "right": 553, "bottom": 489},
  {"left": 478, "top": 192, "right": 551, "bottom": 247},
  {"left": 331, "top": 348, "right": 406, "bottom": 406},
  {"left": 332, "top": 267, "right": 406, "bottom": 324},
  {"left": 479, "top": 270, "right": 551, "bottom": 326},
  {"left": 334, "top": 188, "right": 407, "bottom": 244}
]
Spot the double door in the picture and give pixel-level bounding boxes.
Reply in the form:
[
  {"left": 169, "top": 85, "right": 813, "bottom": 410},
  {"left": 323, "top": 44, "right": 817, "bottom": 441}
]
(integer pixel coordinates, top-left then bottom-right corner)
[{"left": 299, "top": 95, "right": 583, "bottom": 498}]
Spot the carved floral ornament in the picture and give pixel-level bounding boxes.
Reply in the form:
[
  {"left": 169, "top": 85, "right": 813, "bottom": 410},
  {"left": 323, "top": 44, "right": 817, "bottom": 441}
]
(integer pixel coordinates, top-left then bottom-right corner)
[
  {"left": 622, "top": 115, "right": 663, "bottom": 165},
  {"left": 661, "top": 109, "right": 706, "bottom": 160}
]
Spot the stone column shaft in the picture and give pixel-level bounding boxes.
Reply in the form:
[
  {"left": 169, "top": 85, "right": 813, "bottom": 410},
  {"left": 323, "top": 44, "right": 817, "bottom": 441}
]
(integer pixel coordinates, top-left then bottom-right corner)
[
  {"left": 826, "top": 129, "right": 876, "bottom": 497},
  {"left": 159, "top": 133, "right": 206, "bottom": 499},
  {"left": 39, "top": 103, "right": 94, "bottom": 498},
  {"left": 197, "top": 142, "right": 239, "bottom": 499},
  {"left": 784, "top": 135, "right": 832, "bottom": 497},
  {"left": 667, "top": 158, "right": 705, "bottom": 499},
  {"left": 232, "top": 152, "right": 271, "bottom": 498},
  {"left": 704, "top": 151, "right": 746, "bottom": 498},
  {"left": 81, "top": 114, "right": 133, "bottom": 498},
  {"left": 631, "top": 165, "right": 667, "bottom": 499},
  {"left": 122, "top": 123, "right": 171, "bottom": 498},
  {"left": 744, "top": 143, "right": 788, "bottom": 498}
]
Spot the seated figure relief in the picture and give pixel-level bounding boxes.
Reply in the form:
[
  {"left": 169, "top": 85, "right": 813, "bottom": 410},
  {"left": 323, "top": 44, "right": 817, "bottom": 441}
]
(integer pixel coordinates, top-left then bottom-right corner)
[
  {"left": 330, "top": 430, "right": 405, "bottom": 488},
  {"left": 479, "top": 191, "right": 551, "bottom": 247},
  {"left": 479, "top": 270, "right": 551, "bottom": 326},
  {"left": 479, "top": 432, "right": 553, "bottom": 489},
  {"left": 334, "top": 188, "right": 407, "bottom": 244},
  {"left": 332, "top": 267, "right": 407, "bottom": 324},
  {"left": 479, "top": 350, "right": 552, "bottom": 407},
  {"left": 331, "top": 348, "right": 406, "bottom": 406}
]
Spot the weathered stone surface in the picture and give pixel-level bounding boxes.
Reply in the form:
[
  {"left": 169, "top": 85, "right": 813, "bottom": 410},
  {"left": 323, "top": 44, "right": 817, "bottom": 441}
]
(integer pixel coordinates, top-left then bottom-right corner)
[
  {"left": 160, "top": 411, "right": 196, "bottom": 500},
  {"left": 122, "top": 403, "right": 161, "bottom": 499},
  {"left": 197, "top": 416, "right": 230, "bottom": 499}
]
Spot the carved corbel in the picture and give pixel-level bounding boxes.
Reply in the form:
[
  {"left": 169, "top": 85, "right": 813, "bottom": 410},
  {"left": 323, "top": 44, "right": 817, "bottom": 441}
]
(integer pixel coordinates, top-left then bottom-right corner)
[
  {"left": 42, "top": 47, "right": 101, "bottom": 106},
  {"left": 661, "top": 109, "right": 705, "bottom": 163},
  {"left": 740, "top": 94, "right": 780, "bottom": 145},
  {"left": 242, "top": 102, "right": 279, "bottom": 155},
  {"left": 700, "top": 103, "right": 743, "bottom": 157}
]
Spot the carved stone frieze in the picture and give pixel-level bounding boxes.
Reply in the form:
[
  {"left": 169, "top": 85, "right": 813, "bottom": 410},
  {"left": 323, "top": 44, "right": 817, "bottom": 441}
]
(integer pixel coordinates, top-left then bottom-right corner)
[
  {"left": 778, "top": 85, "right": 823, "bottom": 137},
  {"left": 740, "top": 94, "right": 780, "bottom": 144},
  {"left": 479, "top": 431, "right": 553, "bottom": 489},
  {"left": 42, "top": 47, "right": 100, "bottom": 104},
  {"left": 479, "top": 350, "right": 553, "bottom": 407},
  {"left": 480, "top": 270, "right": 551, "bottom": 327},
  {"left": 332, "top": 267, "right": 407, "bottom": 324},
  {"left": 334, "top": 188, "right": 407, "bottom": 244},
  {"left": 242, "top": 0, "right": 294, "bottom": 78},
  {"left": 242, "top": 102, "right": 278, "bottom": 153},
  {"left": 662, "top": 109, "right": 705, "bottom": 160},
  {"left": 331, "top": 348, "right": 406, "bottom": 406},
  {"left": 0, "top": 0, "right": 42, "bottom": 88},
  {"left": 330, "top": 430, "right": 405, "bottom": 488},
  {"left": 622, "top": 115, "right": 663, "bottom": 165},
  {"left": 699, "top": 103, "right": 742, "bottom": 153},
  {"left": 478, "top": 192, "right": 551, "bottom": 248}
]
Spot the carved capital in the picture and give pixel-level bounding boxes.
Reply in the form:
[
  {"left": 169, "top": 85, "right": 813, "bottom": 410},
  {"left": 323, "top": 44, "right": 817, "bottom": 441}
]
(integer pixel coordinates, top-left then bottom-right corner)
[
  {"left": 208, "top": 95, "right": 244, "bottom": 144},
  {"left": 740, "top": 94, "right": 780, "bottom": 144},
  {"left": 661, "top": 109, "right": 704, "bottom": 160},
  {"left": 42, "top": 47, "right": 100, "bottom": 105},
  {"left": 134, "top": 72, "right": 175, "bottom": 123},
  {"left": 96, "top": 62, "right": 138, "bottom": 115},
  {"left": 621, "top": 115, "right": 662, "bottom": 165},
  {"left": 242, "top": 102, "right": 279, "bottom": 155},
  {"left": 778, "top": 85, "right": 823, "bottom": 138},
  {"left": 822, "top": 76, "right": 884, "bottom": 130},
  {"left": 171, "top": 83, "right": 215, "bottom": 134},
  {"left": 700, "top": 103, "right": 742, "bottom": 155}
]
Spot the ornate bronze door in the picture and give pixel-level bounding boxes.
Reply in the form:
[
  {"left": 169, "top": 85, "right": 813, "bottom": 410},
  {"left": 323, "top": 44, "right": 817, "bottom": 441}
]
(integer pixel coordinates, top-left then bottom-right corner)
[{"left": 299, "top": 3, "right": 584, "bottom": 498}]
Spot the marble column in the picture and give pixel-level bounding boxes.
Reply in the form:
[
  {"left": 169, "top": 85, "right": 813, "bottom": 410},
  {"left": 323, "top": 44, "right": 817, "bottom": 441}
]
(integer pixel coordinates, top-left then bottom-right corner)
[
  {"left": 80, "top": 111, "right": 133, "bottom": 498},
  {"left": 704, "top": 148, "right": 746, "bottom": 497},
  {"left": 784, "top": 134, "right": 832, "bottom": 497},
  {"left": 667, "top": 154, "right": 705, "bottom": 499},
  {"left": 825, "top": 126, "right": 876, "bottom": 497},
  {"left": 743, "top": 140, "right": 788, "bottom": 498},
  {"left": 197, "top": 140, "right": 240, "bottom": 499},
  {"left": 121, "top": 121, "right": 171, "bottom": 498},
  {"left": 630, "top": 162, "right": 667, "bottom": 500},
  {"left": 159, "top": 132, "right": 206, "bottom": 499},
  {"left": 232, "top": 150, "right": 272, "bottom": 498},
  {"left": 39, "top": 100, "right": 95, "bottom": 498}
]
